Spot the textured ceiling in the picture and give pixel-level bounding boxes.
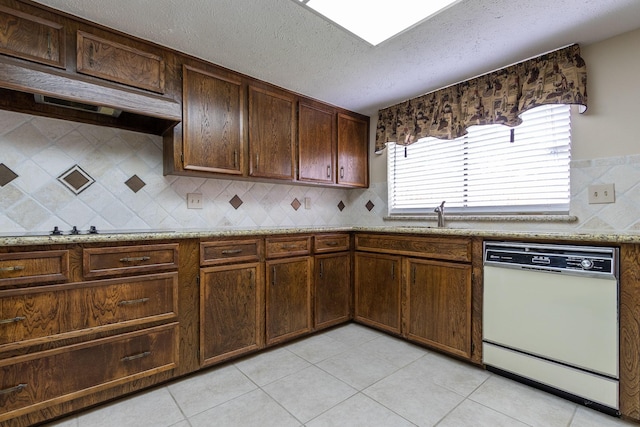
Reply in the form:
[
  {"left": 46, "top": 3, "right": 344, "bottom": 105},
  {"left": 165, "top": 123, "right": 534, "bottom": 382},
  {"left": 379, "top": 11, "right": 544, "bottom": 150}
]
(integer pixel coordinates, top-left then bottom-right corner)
[{"left": 32, "top": 0, "right": 640, "bottom": 116}]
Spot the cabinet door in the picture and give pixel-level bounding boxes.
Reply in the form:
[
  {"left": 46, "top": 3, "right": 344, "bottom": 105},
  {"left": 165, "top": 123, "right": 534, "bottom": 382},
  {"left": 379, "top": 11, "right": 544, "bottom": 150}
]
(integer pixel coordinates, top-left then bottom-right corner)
[
  {"left": 182, "top": 65, "right": 244, "bottom": 175},
  {"left": 298, "top": 102, "right": 335, "bottom": 184},
  {"left": 315, "top": 253, "right": 350, "bottom": 330},
  {"left": 354, "top": 252, "right": 401, "bottom": 334},
  {"left": 77, "top": 31, "right": 165, "bottom": 93},
  {"left": 200, "top": 263, "right": 263, "bottom": 366},
  {"left": 337, "top": 113, "right": 368, "bottom": 187},
  {"left": 405, "top": 258, "right": 472, "bottom": 359},
  {"left": 249, "top": 86, "right": 296, "bottom": 180},
  {"left": 265, "top": 257, "right": 312, "bottom": 345},
  {"left": 0, "top": 6, "right": 65, "bottom": 68}
]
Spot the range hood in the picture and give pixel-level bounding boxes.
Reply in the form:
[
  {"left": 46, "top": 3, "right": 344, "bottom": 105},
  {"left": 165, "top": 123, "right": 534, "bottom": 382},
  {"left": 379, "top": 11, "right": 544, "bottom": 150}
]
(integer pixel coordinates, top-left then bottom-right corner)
[{"left": 0, "top": 57, "right": 181, "bottom": 135}]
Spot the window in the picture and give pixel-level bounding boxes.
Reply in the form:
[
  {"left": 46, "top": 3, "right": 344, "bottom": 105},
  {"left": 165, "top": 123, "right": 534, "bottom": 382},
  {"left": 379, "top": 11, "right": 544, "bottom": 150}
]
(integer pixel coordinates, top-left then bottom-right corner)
[{"left": 387, "top": 104, "right": 571, "bottom": 215}]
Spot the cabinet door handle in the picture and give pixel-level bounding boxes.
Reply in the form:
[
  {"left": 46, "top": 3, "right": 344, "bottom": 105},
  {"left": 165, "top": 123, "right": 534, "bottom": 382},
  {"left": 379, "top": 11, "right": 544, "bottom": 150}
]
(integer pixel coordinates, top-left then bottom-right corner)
[
  {"left": 0, "top": 265, "right": 25, "bottom": 272},
  {"left": 412, "top": 265, "right": 416, "bottom": 285},
  {"left": 340, "top": 166, "right": 345, "bottom": 179},
  {"left": 119, "top": 256, "right": 151, "bottom": 263},
  {"left": 272, "top": 266, "right": 277, "bottom": 285},
  {"left": 0, "top": 316, "right": 26, "bottom": 325},
  {"left": 327, "top": 165, "right": 331, "bottom": 178},
  {"left": 234, "top": 150, "right": 238, "bottom": 168},
  {"left": 319, "top": 260, "right": 324, "bottom": 279},
  {"left": 118, "top": 298, "right": 150, "bottom": 306},
  {"left": 0, "top": 383, "right": 27, "bottom": 396},
  {"left": 121, "top": 351, "right": 151, "bottom": 362},
  {"left": 255, "top": 153, "right": 259, "bottom": 170},
  {"left": 221, "top": 249, "right": 243, "bottom": 255},
  {"left": 391, "top": 263, "right": 395, "bottom": 280}
]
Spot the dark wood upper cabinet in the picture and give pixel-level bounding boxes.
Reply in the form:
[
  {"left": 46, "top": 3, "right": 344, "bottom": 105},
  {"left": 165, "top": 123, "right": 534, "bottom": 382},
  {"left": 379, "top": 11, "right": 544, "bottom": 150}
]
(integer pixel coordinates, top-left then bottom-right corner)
[
  {"left": 182, "top": 65, "right": 244, "bottom": 175},
  {"left": 337, "top": 113, "right": 369, "bottom": 187},
  {"left": 76, "top": 31, "right": 165, "bottom": 93},
  {"left": 0, "top": 5, "right": 65, "bottom": 68},
  {"left": 298, "top": 101, "right": 335, "bottom": 184},
  {"left": 248, "top": 85, "right": 296, "bottom": 180}
]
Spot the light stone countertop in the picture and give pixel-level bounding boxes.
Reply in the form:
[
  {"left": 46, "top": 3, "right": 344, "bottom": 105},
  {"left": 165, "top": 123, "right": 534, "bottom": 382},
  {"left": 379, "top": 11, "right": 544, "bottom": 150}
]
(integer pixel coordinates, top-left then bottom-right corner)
[{"left": 2, "top": 225, "right": 640, "bottom": 246}]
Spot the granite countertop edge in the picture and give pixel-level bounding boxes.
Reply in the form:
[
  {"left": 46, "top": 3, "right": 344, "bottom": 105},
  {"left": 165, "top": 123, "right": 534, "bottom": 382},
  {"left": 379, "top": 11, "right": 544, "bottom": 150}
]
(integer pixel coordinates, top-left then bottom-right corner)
[{"left": 2, "top": 226, "right": 640, "bottom": 246}]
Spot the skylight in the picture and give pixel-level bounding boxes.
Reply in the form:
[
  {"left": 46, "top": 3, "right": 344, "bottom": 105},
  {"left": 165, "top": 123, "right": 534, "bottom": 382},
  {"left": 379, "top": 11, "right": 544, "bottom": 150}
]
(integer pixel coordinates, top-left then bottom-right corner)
[{"left": 297, "top": 0, "right": 460, "bottom": 46}]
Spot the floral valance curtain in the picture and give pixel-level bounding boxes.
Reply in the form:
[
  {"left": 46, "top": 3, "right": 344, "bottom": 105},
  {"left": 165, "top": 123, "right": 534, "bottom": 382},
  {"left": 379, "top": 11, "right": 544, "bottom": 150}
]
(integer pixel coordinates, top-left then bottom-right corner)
[{"left": 375, "top": 44, "right": 587, "bottom": 153}]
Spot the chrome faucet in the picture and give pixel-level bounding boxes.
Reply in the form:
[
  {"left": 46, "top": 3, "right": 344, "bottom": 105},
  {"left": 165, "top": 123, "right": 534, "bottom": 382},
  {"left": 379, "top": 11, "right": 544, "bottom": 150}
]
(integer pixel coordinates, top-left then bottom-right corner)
[{"left": 434, "top": 201, "right": 445, "bottom": 227}]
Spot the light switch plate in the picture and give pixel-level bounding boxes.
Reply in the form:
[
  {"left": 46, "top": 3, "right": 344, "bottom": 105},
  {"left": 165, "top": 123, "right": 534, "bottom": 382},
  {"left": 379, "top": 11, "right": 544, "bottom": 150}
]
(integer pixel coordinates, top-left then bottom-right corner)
[
  {"left": 588, "top": 184, "right": 615, "bottom": 204},
  {"left": 187, "top": 193, "right": 203, "bottom": 209}
]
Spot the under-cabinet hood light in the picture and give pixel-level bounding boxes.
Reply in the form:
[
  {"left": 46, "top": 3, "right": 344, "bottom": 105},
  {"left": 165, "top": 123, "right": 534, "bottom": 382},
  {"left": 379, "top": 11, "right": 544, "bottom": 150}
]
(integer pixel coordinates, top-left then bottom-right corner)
[{"left": 34, "top": 94, "right": 122, "bottom": 117}]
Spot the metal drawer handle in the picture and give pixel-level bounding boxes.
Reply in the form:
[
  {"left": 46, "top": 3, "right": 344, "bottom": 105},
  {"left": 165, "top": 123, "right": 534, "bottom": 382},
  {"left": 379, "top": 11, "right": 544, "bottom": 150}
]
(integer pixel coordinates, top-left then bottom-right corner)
[
  {"left": 282, "top": 244, "right": 298, "bottom": 249},
  {"left": 119, "top": 256, "right": 151, "bottom": 263},
  {"left": 222, "top": 249, "right": 243, "bottom": 255},
  {"left": 0, "top": 316, "right": 26, "bottom": 325},
  {"left": 121, "top": 351, "right": 151, "bottom": 362},
  {"left": 0, "top": 383, "right": 27, "bottom": 395},
  {"left": 118, "top": 298, "right": 150, "bottom": 306},
  {"left": 0, "top": 265, "right": 25, "bottom": 272},
  {"left": 325, "top": 241, "right": 339, "bottom": 246}
]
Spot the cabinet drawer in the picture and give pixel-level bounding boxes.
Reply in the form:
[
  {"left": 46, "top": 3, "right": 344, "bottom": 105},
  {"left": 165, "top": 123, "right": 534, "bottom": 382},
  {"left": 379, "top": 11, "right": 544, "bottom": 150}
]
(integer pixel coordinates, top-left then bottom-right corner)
[
  {"left": 0, "top": 6, "right": 65, "bottom": 68},
  {"left": 355, "top": 234, "right": 471, "bottom": 263},
  {"left": 0, "top": 250, "right": 69, "bottom": 288},
  {"left": 77, "top": 31, "right": 165, "bottom": 93},
  {"left": 314, "top": 234, "right": 350, "bottom": 253},
  {"left": 83, "top": 244, "right": 179, "bottom": 278},
  {"left": 0, "top": 323, "right": 177, "bottom": 421},
  {"left": 0, "top": 272, "right": 178, "bottom": 349},
  {"left": 200, "top": 240, "right": 261, "bottom": 266},
  {"left": 265, "top": 236, "right": 311, "bottom": 258}
]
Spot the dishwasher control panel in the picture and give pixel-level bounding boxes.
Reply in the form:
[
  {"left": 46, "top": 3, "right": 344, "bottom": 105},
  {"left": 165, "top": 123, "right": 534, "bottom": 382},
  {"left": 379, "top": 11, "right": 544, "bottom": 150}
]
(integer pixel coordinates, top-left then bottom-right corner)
[{"left": 484, "top": 242, "right": 617, "bottom": 276}]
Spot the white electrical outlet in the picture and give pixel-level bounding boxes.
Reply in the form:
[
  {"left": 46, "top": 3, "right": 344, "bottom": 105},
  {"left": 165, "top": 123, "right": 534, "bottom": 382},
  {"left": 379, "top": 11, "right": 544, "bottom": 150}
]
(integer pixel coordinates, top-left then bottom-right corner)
[
  {"left": 304, "top": 197, "right": 311, "bottom": 209},
  {"left": 588, "top": 184, "right": 615, "bottom": 204},
  {"left": 187, "top": 193, "right": 203, "bottom": 209}
]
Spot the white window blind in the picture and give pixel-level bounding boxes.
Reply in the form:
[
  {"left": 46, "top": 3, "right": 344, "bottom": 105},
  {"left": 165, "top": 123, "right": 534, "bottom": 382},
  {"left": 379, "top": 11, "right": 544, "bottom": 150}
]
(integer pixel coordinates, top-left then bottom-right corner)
[{"left": 388, "top": 104, "right": 571, "bottom": 215}]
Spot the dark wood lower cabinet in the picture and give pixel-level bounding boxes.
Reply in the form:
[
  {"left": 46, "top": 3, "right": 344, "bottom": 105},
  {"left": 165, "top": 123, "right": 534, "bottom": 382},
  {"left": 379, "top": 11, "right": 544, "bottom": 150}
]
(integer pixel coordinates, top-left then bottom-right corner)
[
  {"left": 200, "top": 263, "right": 264, "bottom": 366},
  {"left": 265, "top": 257, "right": 312, "bottom": 345},
  {"left": 314, "top": 253, "right": 350, "bottom": 330},
  {"left": 354, "top": 252, "right": 401, "bottom": 334},
  {"left": 404, "top": 258, "right": 472, "bottom": 359}
]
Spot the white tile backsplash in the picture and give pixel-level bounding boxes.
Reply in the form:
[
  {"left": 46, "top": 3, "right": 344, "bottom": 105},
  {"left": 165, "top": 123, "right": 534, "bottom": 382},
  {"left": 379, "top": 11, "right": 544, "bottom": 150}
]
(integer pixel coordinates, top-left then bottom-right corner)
[
  {"left": 0, "top": 111, "right": 357, "bottom": 234},
  {"left": 1, "top": 110, "right": 638, "bottom": 234}
]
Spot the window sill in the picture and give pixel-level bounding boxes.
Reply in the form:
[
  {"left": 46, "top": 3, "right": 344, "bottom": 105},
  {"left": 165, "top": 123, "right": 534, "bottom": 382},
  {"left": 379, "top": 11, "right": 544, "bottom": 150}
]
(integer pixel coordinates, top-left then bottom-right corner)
[{"left": 383, "top": 214, "right": 578, "bottom": 224}]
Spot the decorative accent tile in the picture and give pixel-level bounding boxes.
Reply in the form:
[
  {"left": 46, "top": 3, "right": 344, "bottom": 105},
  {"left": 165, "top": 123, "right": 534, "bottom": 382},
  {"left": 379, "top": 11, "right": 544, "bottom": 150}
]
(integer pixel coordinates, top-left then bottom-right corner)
[
  {"left": 125, "top": 174, "right": 146, "bottom": 193},
  {"left": 0, "top": 163, "right": 18, "bottom": 186},
  {"left": 291, "top": 198, "right": 301, "bottom": 211},
  {"left": 229, "top": 194, "right": 243, "bottom": 209},
  {"left": 58, "top": 164, "right": 95, "bottom": 195},
  {"left": 366, "top": 200, "right": 375, "bottom": 211},
  {"left": 338, "top": 201, "right": 345, "bottom": 211}
]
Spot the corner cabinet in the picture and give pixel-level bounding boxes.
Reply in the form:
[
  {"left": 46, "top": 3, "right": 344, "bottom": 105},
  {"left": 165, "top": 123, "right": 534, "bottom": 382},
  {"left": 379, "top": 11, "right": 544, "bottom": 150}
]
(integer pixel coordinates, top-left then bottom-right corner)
[
  {"left": 248, "top": 85, "right": 296, "bottom": 180},
  {"left": 313, "top": 234, "right": 351, "bottom": 330},
  {"left": 182, "top": 65, "right": 244, "bottom": 175},
  {"left": 337, "top": 113, "right": 369, "bottom": 187}
]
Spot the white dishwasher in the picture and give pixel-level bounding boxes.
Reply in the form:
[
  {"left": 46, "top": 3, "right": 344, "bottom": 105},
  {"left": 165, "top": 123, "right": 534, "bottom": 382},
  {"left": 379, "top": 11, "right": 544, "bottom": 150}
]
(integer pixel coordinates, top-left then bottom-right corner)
[{"left": 483, "top": 241, "right": 619, "bottom": 415}]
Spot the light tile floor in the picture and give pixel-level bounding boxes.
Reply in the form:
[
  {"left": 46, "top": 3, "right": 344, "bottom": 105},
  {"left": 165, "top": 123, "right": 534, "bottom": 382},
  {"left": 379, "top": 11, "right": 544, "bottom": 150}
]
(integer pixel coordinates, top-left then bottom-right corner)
[{"left": 47, "top": 324, "right": 637, "bottom": 427}]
